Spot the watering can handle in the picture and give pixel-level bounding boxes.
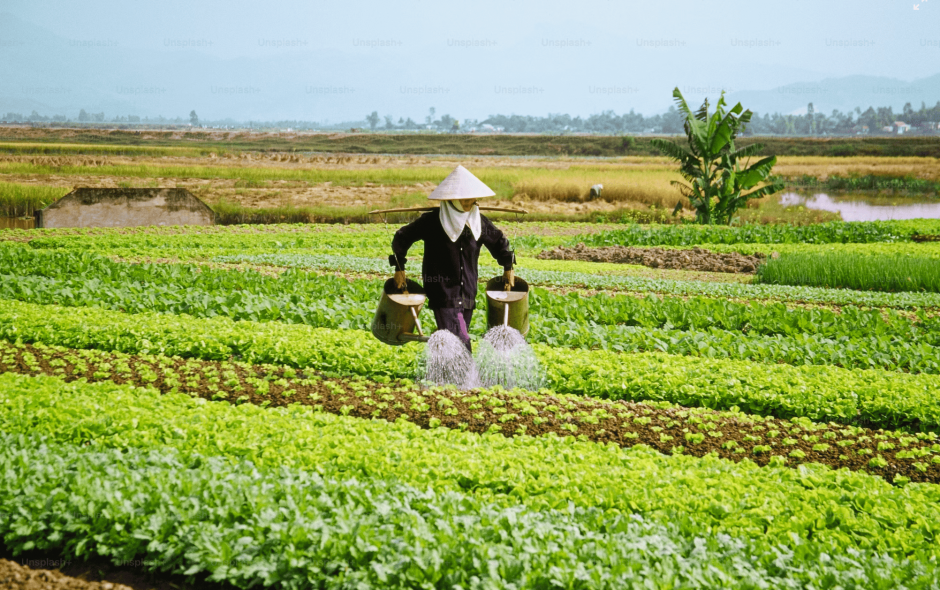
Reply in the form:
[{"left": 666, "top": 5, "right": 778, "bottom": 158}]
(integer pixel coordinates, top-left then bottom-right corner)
[{"left": 411, "top": 306, "right": 424, "bottom": 336}]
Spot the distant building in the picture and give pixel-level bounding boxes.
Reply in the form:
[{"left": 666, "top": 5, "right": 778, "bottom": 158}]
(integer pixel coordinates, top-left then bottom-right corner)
[{"left": 892, "top": 121, "right": 911, "bottom": 134}]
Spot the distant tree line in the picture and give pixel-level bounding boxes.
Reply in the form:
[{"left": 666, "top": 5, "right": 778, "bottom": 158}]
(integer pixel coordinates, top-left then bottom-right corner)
[
  {"left": 4, "top": 100, "right": 940, "bottom": 136},
  {"left": 477, "top": 102, "right": 940, "bottom": 136},
  {"left": 745, "top": 102, "right": 940, "bottom": 135}
]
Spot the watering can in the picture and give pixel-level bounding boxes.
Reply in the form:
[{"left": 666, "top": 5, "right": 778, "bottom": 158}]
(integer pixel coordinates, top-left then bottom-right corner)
[
  {"left": 484, "top": 275, "right": 530, "bottom": 338},
  {"left": 372, "top": 278, "right": 430, "bottom": 345}
]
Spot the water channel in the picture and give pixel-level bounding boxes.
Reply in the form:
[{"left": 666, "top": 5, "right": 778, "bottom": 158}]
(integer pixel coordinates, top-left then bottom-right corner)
[{"left": 778, "top": 192, "right": 940, "bottom": 221}]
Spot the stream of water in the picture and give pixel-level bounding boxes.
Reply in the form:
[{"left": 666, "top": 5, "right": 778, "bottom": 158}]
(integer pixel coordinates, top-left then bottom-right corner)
[{"left": 419, "top": 326, "right": 544, "bottom": 391}]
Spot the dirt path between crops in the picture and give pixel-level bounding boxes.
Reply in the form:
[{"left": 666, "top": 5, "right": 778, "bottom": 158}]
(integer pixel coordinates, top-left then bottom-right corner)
[
  {"left": 0, "top": 559, "right": 132, "bottom": 590},
  {"left": 0, "top": 555, "right": 240, "bottom": 590},
  {"left": 538, "top": 243, "right": 768, "bottom": 274},
  {"left": 2, "top": 341, "right": 936, "bottom": 485}
]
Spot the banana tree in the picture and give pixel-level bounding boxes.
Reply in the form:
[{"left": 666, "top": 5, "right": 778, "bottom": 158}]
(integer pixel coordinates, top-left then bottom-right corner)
[{"left": 651, "top": 88, "right": 784, "bottom": 225}]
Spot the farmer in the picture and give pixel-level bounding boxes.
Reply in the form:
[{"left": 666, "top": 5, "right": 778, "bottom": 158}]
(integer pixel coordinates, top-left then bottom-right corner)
[{"left": 390, "top": 165, "right": 515, "bottom": 352}]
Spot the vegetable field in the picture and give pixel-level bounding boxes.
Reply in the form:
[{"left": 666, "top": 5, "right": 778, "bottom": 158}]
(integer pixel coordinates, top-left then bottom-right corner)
[{"left": 2, "top": 219, "right": 940, "bottom": 589}]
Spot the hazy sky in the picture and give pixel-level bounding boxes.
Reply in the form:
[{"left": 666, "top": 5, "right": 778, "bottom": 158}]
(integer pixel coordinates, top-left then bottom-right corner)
[{"left": 2, "top": 0, "right": 938, "bottom": 121}]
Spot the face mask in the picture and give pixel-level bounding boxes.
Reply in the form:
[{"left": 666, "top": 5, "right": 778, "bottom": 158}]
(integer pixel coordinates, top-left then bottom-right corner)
[{"left": 440, "top": 199, "right": 482, "bottom": 242}]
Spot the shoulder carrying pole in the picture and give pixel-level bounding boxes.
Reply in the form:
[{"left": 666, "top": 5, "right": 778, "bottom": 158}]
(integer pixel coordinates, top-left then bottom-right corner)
[{"left": 369, "top": 205, "right": 528, "bottom": 215}]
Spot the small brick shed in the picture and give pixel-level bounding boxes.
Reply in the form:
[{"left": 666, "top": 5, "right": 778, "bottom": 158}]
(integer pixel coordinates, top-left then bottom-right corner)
[{"left": 36, "top": 188, "right": 215, "bottom": 229}]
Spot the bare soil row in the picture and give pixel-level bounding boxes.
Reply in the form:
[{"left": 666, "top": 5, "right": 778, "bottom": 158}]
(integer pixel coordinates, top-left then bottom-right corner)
[
  {"left": 2, "top": 340, "right": 937, "bottom": 485},
  {"left": 538, "top": 243, "right": 767, "bottom": 274},
  {"left": 0, "top": 558, "right": 131, "bottom": 590},
  {"left": 0, "top": 552, "right": 235, "bottom": 590}
]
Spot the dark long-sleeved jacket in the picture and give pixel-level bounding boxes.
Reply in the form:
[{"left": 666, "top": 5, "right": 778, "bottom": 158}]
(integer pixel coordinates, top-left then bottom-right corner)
[{"left": 389, "top": 210, "right": 514, "bottom": 310}]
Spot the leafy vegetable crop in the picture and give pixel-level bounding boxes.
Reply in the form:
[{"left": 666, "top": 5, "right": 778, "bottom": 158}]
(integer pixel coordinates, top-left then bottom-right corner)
[
  {"left": 2, "top": 299, "right": 939, "bottom": 431},
  {"left": 4, "top": 372, "right": 940, "bottom": 565},
  {"left": 218, "top": 252, "right": 940, "bottom": 308},
  {"left": 2, "top": 248, "right": 938, "bottom": 373},
  {"left": 5, "top": 431, "right": 937, "bottom": 589},
  {"left": 3, "top": 339, "right": 938, "bottom": 483}
]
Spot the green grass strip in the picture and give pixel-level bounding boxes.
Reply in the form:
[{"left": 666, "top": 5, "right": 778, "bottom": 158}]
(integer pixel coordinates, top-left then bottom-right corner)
[
  {"left": 758, "top": 251, "right": 940, "bottom": 293},
  {"left": 0, "top": 181, "right": 71, "bottom": 217}
]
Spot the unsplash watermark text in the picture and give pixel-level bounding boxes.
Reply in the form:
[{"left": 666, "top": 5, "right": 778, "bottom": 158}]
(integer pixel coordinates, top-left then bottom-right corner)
[
  {"left": 494, "top": 85, "right": 545, "bottom": 95},
  {"left": 211, "top": 85, "right": 262, "bottom": 94},
  {"left": 259, "top": 38, "right": 308, "bottom": 48},
  {"left": 22, "top": 85, "right": 71, "bottom": 95},
  {"left": 731, "top": 37, "right": 781, "bottom": 48},
  {"left": 400, "top": 85, "right": 450, "bottom": 95},
  {"left": 447, "top": 38, "right": 498, "bottom": 48},
  {"left": 777, "top": 85, "right": 829, "bottom": 95},
  {"left": 164, "top": 37, "right": 214, "bottom": 48},
  {"left": 117, "top": 85, "right": 167, "bottom": 95},
  {"left": 825, "top": 38, "right": 876, "bottom": 47},
  {"left": 682, "top": 85, "right": 735, "bottom": 95},
  {"left": 542, "top": 38, "right": 591, "bottom": 47},
  {"left": 589, "top": 85, "right": 639, "bottom": 95},
  {"left": 354, "top": 38, "right": 403, "bottom": 47},
  {"left": 637, "top": 38, "right": 685, "bottom": 47},
  {"left": 69, "top": 38, "right": 119, "bottom": 48},
  {"left": 306, "top": 86, "right": 355, "bottom": 95}
]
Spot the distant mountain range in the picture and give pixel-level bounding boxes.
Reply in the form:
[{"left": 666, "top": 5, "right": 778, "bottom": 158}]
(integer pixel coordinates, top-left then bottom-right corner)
[{"left": 2, "top": 12, "right": 938, "bottom": 123}]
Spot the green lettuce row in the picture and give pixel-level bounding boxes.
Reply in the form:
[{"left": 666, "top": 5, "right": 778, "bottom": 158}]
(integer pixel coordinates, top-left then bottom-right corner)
[
  {"left": 13, "top": 221, "right": 564, "bottom": 255},
  {"left": 4, "top": 372, "right": 940, "bottom": 565},
  {"left": 1, "top": 298, "right": 938, "bottom": 430},
  {"left": 215, "top": 252, "right": 940, "bottom": 308},
  {"left": 4, "top": 247, "right": 934, "bottom": 343},
  {"left": 539, "top": 320, "right": 940, "bottom": 374},
  {"left": 18, "top": 220, "right": 940, "bottom": 257},
  {"left": 2, "top": 272, "right": 937, "bottom": 375},
  {"left": 3, "top": 433, "right": 935, "bottom": 590},
  {"left": 14, "top": 227, "right": 940, "bottom": 306},
  {"left": 3, "top": 249, "right": 939, "bottom": 374},
  {"left": 573, "top": 220, "right": 940, "bottom": 247}
]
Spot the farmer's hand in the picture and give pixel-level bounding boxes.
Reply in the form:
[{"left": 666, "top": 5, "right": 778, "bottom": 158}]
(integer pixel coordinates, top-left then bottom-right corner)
[
  {"left": 503, "top": 269, "right": 515, "bottom": 290},
  {"left": 394, "top": 269, "right": 407, "bottom": 290}
]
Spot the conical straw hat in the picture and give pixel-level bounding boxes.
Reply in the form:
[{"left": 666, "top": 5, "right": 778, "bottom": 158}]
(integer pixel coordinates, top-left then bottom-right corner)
[{"left": 428, "top": 165, "right": 496, "bottom": 200}]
